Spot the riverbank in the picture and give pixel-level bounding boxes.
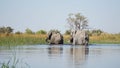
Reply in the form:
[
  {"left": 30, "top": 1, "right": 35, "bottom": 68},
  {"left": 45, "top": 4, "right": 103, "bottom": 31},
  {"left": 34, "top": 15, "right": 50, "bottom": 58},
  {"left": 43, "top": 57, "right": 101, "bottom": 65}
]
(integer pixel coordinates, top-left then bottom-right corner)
[{"left": 0, "top": 33, "right": 120, "bottom": 46}]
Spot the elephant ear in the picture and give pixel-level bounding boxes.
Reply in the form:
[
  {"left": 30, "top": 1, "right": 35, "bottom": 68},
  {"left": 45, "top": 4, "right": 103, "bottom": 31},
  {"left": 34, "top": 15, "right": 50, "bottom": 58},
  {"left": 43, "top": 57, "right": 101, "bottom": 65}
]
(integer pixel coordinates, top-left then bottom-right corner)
[{"left": 48, "top": 32, "right": 52, "bottom": 40}]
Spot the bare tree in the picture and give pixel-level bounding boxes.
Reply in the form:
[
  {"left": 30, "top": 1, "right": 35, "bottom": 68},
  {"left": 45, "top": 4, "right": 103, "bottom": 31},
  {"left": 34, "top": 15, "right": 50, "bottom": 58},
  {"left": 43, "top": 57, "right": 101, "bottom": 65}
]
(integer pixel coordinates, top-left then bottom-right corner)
[{"left": 67, "top": 13, "right": 88, "bottom": 31}]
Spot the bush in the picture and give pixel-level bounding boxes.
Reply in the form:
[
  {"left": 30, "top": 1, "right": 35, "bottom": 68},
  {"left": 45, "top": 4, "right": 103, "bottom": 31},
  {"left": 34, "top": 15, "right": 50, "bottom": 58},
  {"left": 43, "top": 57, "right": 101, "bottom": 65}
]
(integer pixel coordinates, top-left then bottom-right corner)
[
  {"left": 25, "top": 28, "right": 34, "bottom": 34},
  {"left": 36, "top": 30, "right": 47, "bottom": 34},
  {"left": 64, "top": 30, "right": 71, "bottom": 35},
  {"left": 15, "top": 31, "right": 22, "bottom": 34}
]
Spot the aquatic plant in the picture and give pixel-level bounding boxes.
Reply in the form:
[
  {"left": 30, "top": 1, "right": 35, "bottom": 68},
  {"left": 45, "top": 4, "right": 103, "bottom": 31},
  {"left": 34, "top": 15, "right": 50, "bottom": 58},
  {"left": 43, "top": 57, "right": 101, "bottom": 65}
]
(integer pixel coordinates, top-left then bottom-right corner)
[{"left": 0, "top": 51, "right": 30, "bottom": 68}]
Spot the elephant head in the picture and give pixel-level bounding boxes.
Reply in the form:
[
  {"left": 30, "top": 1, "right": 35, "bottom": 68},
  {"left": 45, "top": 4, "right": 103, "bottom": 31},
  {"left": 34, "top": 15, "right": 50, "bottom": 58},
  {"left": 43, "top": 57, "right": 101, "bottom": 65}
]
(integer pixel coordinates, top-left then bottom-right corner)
[
  {"left": 70, "top": 30, "right": 89, "bottom": 45},
  {"left": 46, "top": 31, "right": 63, "bottom": 44}
]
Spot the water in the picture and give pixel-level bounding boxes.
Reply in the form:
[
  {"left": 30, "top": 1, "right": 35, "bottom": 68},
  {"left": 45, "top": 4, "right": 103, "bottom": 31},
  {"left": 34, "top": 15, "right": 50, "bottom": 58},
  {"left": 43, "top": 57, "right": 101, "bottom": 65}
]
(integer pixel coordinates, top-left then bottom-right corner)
[{"left": 0, "top": 44, "right": 120, "bottom": 68}]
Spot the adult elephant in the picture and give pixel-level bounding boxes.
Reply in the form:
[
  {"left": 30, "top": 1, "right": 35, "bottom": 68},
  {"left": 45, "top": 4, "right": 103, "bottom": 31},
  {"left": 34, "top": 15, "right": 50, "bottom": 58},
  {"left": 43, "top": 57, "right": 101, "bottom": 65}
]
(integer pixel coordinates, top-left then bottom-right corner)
[
  {"left": 70, "top": 30, "right": 89, "bottom": 45},
  {"left": 46, "top": 31, "right": 63, "bottom": 44}
]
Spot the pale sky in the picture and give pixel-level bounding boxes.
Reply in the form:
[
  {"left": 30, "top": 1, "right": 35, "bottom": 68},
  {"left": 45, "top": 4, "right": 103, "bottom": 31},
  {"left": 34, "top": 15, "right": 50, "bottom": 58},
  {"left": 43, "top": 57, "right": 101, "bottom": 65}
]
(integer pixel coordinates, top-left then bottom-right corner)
[{"left": 0, "top": 0, "right": 120, "bottom": 33}]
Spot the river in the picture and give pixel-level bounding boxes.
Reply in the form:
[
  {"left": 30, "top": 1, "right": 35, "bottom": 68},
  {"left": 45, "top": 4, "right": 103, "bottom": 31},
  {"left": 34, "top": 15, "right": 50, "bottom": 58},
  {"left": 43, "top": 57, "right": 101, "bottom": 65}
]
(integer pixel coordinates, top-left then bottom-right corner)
[{"left": 0, "top": 44, "right": 120, "bottom": 68}]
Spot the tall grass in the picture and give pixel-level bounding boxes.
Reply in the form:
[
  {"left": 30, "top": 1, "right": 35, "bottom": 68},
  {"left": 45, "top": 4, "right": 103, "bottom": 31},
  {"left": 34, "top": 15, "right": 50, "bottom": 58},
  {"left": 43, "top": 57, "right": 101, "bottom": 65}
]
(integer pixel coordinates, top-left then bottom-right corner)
[
  {"left": 90, "top": 33, "right": 120, "bottom": 44},
  {"left": 1, "top": 55, "right": 19, "bottom": 68},
  {"left": 0, "top": 51, "right": 30, "bottom": 68},
  {"left": 63, "top": 35, "right": 71, "bottom": 44},
  {"left": 0, "top": 33, "right": 120, "bottom": 46},
  {"left": 0, "top": 34, "right": 47, "bottom": 46}
]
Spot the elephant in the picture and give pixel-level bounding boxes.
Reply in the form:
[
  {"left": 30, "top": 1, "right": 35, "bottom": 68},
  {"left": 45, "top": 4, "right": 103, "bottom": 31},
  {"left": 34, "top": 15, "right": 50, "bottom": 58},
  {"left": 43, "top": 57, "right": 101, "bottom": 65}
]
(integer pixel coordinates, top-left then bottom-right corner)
[
  {"left": 46, "top": 31, "right": 63, "bottom": 44},
  {"left": 70, "top": 30, "right": 89, "bottom": 45}
]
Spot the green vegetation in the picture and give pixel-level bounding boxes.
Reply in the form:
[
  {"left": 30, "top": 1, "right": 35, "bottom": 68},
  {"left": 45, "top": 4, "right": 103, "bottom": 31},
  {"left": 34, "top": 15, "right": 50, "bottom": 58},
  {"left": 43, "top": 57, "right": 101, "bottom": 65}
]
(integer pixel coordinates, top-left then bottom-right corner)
[
  {"left": 0, "top": 26, "right": 120, "bottom": 46},
  {"left": 0, "top": 33, "right": 120, "bottom": 46},
  {"left": 25, "top": 28, "right": 35, "bottom": 34},
  {"left": 64, "top": 30, "right": 71, "bottom": 35},
  {"left": 36, "top": 30, "right": 47, "bottom": 34},
  {"left": 0, "top": 26, "right": 13, "bottom": 34},
  {"left": 0, "top": 34, "right": 47, "bottom": 46},
  {"left": 1, "top": 53, "right": 30, "bottom": 68},
  {"left": 1, "top": 55, "right": 19, "bottom": 68}
]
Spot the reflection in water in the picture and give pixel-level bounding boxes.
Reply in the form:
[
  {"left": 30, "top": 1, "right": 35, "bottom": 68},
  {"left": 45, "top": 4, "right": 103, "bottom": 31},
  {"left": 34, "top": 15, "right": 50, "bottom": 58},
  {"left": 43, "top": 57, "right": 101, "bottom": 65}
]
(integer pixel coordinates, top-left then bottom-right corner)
[
  {"left": 47, "top": 45, "right": 63, "bottom": 57},
  {"left": 69, "top": 46, "right": 89, "bottom": 68},
  {"left": 47, "top": 45, "right": 89, "bottom": 68}
]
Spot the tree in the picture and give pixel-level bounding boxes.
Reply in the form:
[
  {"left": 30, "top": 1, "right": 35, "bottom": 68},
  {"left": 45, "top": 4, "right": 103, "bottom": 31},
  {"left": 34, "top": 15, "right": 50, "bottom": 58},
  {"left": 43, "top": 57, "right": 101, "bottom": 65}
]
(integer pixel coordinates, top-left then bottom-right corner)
[
  {"left": 64, "top": 30, "right": 71, "bottom": 35},
  {"left": 25, "top": 28, "right": 34, "bottom": 34},
  {"left": 67, "top": 13, "right": 88, "bottom": 31},
  {"left": 91, "top": 29, "right": 103, "bottom": 36},
  {"left": 36, "top": 30, "right": 47, "bottom": 34},
  {"left": 15, "top": 31, "right": 22, "bottom": 34},
  {"left": 6, "top": 26, "right": 13, "bottom": 34},
  {"left": 0, "top": 26, "right": 13, "bottom": 34},
  {"left": 0, "top": 27, "right": 5, "bottom": 33}
]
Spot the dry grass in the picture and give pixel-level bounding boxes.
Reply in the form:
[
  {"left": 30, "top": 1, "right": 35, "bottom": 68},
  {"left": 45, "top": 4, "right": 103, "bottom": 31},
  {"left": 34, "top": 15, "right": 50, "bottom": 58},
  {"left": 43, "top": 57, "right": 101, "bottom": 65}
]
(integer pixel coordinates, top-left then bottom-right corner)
[{"left": 90, "top": 33, "right": 120, "bottom": 44}]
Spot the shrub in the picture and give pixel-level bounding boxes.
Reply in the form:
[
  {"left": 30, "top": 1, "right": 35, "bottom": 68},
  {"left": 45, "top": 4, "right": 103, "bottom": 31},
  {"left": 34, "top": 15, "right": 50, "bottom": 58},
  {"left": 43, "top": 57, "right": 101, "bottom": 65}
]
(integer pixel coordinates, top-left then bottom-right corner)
[
  {"left": 25, "top": 28, "right": 34, "bottom": 34},
  {"left": 36, "top": 30, "right": 47, "bottom": 34},
  {"left": 64, "top": 30, "right": 71, "bottom": 35}
]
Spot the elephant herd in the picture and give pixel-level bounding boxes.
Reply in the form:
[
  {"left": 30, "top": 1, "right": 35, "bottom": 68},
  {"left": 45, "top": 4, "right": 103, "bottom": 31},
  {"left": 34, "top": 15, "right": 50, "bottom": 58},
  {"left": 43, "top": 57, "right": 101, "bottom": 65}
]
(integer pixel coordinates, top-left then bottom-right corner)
[{"left": 46, "top": 30, "right": 89, "bottom": 45}]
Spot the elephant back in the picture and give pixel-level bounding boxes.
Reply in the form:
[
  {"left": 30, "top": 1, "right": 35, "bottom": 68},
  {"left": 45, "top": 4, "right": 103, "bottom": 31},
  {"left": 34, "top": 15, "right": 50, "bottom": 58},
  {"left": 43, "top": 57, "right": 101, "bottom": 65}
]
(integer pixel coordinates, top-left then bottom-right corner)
[
  {"left": 52, "top": 33, "right": 61, "bottom": 42},
  {"left": 47, "top": 31, "right": 63, "bottom": 44},
  {"left": 72, "top": 30, "right": 89, "bottom": 45},
  {"left": 76, "top": 30, "right": 86, "bottom": 38}
]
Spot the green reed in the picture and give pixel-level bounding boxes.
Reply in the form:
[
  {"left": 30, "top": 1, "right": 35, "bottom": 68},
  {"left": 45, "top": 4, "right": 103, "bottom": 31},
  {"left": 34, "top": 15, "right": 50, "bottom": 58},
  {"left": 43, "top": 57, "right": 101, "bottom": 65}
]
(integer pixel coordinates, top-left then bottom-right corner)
[
  {"left": 0, "top": 34, "right": 46, "bottom": 46},
  {"left": 0, "top": 50, "right": 30, "bottom": 68}
]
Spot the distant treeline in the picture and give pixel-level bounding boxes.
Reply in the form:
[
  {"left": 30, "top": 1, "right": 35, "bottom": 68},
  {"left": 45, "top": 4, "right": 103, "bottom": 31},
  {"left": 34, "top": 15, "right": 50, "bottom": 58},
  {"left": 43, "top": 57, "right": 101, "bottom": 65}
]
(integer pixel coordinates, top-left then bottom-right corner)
[{"left": 0, "top": 26, "right": 47, "bottom": 35}]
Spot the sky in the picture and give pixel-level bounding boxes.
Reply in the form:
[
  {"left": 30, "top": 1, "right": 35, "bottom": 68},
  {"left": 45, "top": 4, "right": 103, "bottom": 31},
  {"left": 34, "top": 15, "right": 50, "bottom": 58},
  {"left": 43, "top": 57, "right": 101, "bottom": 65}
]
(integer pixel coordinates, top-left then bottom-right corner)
[{"left": 0, "top": 0, "right": 120, "bottom": 34}]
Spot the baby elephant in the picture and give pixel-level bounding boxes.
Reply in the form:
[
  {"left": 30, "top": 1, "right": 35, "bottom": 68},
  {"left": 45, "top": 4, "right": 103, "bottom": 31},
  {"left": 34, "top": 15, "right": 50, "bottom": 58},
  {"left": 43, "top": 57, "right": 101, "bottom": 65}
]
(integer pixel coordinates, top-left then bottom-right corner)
[{"left": 46, "top": 31, "right": 63, "bottom": 44}]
